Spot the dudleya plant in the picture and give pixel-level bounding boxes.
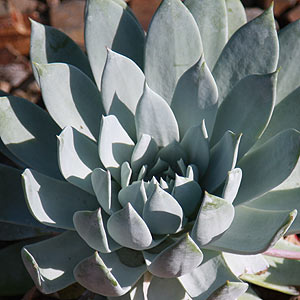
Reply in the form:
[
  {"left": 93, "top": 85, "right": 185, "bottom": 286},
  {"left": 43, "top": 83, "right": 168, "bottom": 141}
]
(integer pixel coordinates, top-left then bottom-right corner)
[{"left": 1, "top": 0, "right": 300, "bottom": 299}]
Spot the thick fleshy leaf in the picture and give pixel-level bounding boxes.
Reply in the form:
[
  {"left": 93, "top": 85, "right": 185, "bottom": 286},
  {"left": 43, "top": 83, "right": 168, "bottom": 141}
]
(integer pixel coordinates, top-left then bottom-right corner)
[
  {"left": 148, "top": 277, "right": 191, "bottom": 300},
  {"left": 35, "top": 63, "right": 104, "bottom": 140},
  {"left": 107, "top": 203, "right": 152, "bottom": 250},
  {"left": 144, "top": 234, "right": 203, "bottom": 278},
  {"left": 179, "top": 250, "right": 240, "bottom": 299},
  {"left": 58, "top": 126, "right": 102, "bottom": 194},
  {"left": 118, "top": 181, "right": 147, "bottom": 216},
  {"left": 211, "top": 72, "right": 277, "bottom": 157},
  {"left": 91, "top": 168, "right": 121, "bottom": 215},
  {"left": 22, "top": 231, "right": 93, "bottom": 294},
  {"left": 171, "top": 57, "right": 218, "bottom": 138},
  {"left": 225, "top": 0, "right": 247, "bottom": 38},
  {"left": 180, "top": 124, "right": 209, "bottom": 177},
  {"left": 0, "top": 96, "right": 61, "bottom": 179},
  {"left": 202, "top": 131, "right": 241, "bottom": 192},
  {"left": 246, "top": 188, "right": 300, "bottom": 234},
  {"left": 213, "top": 6, "right": 278, "bottom": 104},
  {"left": 157, "top": 141, "right": 187, "bottom": 174},
  {"left": 85, "top": 0, "right": 145, "bottom": 88},
  {"left": 135, "top": 84, "right": 179, "bottom": 147},
  {"left": 238, "top": 288, "right": 262, "bottom": 300},
  {"left": 22, "top": 169, "right": 98, "bottom": 230},
  {"left": 101, "top": 49, "right": 145, "bottom": 140},
  {"left": 207, "top": 281, "right": 248, "bottom": 300},
  {"left": 121, "top": 162, "right": 132, "bottom": 188},
  {"left": 241, "top": 273, "right": 299, "bottom": 296},
  {"left": 0, "top": 240, "right": 34, "bottom": 296},
  {"left": 184, "top": 0, "right": 228, "bottom": 70},
  {"left": 276, "top": 20, "right": 300, "bottom": 104},
  {"left": 143, "top": 184, "right": 183, "bottom": 235},
  {"left": 0, "top": 165, "right": 59, "bottom": 240},
  {"left": 222, "top": 252, "right": 268, "bottom": 277},
  {"left": 256, "top": 86, "right": 300, "bottom": 147},
  {"left": 0, "top": 138, "right": 27, "bottom": 168},
  {"left": 235, "top": 129, "right": 300, "bottom": 204},
  {"left": 206, "top": 205, "right": 296, "bottom": 254},
  {"left": 73, "top": 208, "right": 121, "bottom": 253},
  {"left": 192, "top": 192, "right": 235, "bottom": 247},
  {"left": 131, "top": 134, "right": 158, "bottom": 177},
  {"left": 74, "top": 250, "right": 146, "bottom": 297},
  {"left": 172, "top": 175, "right": 202, "bottom": 216},
  {"left": 98, "top": 115, "right": 135, "bottom": 183},
  {"left": 145, "top": 0, "right": 202, "bottom": 104},
  {"left": 0, "top": 222, "right": 57, "bottom": 241},
  {"left": 30, "top": 19, "right": 93, "bottom": 81},
  {"left": 222, "top": 168, "right": 242, "bottom": 204}
]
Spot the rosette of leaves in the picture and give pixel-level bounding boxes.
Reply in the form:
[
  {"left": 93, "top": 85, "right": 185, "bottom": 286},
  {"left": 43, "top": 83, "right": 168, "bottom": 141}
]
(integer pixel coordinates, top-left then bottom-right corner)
[{"left": 1, "top": 0, "right": 300, "bottom": 299}]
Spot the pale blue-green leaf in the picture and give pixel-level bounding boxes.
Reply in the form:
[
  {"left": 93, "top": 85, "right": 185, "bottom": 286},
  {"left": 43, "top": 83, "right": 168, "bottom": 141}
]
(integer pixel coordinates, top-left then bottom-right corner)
[
  {"left": 30, "top": 19, "right": 93, "bottom": 82},
  {"left": 172, "top": 175, "right": 202, "bottom": 216},
  {"left": 222, "top": 252, "right": 268, "bottom": 277},
  {"left": 22, "top": 231, "right": 93, "bottom": 294},
  {"left": 186, "top": 164, "right": 200, "bottom": 182},
  {"left": 235, "top": 129, "right": 300, "bottom": 204},
  {"left": 179, "top": 250, "right": 240, "bottom": 299},
  {"left": 0, "top": 222, "right": 58, "bottom": 241},
  {"left": 245, "top": 188, "right": 300, "bottom": 234},
  {"left": 135, "top": 84, "right": 179, "bottom": 147},
  {"left": 138, "top": 165, "right": 148, "bottom": 181},
  {"left": 241, "top": 273, "right": 299, "bottom": 296},
  {"left": 98, "top": 115, "right": 135, "bottom": 183},
  {"left": 0, "top": 239, "right": 34, "bottom": 296},
  {"left": 238, "top": 288, "right": 262, "bottom": 300},
  {"left": 250, "top": 239, "right": 300, "bottom": 288},
  {"left": 192, "top": 192, "right": 234, "bottom": 247},
  {"left": 107, "top": 276, "right": 145, "bottom": 300},
  {"left": 211, "top": 72, "right": 277, "bottom": 157},
  {"left": 146, "top": 158, "right": 168, "bottom": 180},
  {"left": 58, "top": 126, "right": 102, "bottom": 194},
  {"left": 256, "top": 86, "right": 300, "bottom": 148},
  {"left": 0, "top": 138, "right": 27, "bottom": 168},
  {"left": 177, "top": 158, "right": 187, "bottom": 176},
  {"left": 148, "top": 277, "right": 191, "bottom": 300},
  {"left": 206, "top": 206, "right": 296, "bottom": 254},
  {"left": 202, "top": 131, "right": 241, "bottom": 192},
  {"left": 131, "top": 134, "right": 158, "bottom": 178},
  {"left": 184, "top": 0, "right": 228, "bottom": 70},
  {"left": 160, "top": 177, "right": 169, "bottom": 189},
  {"left": 276, "top": 19, "right": 300, "bottom": 104},
  {"left": 121, "top": 162, "right": 132, "bottom": 188},
  {"left": 85, "top": 0, "right": 145, "bottom": 88},
  {"left": 0, "top": 165, "right": 59, "bottom": 240},
  {"left": 207, "top": 281, "right": 248, "bottom": 300},
  {"left": 143, "top": 184, "right": 183, "bottom": 235},
  {"left": 107, "top": 203, "right": 152, "bottom": 250},
  {"left": 213, "top": 6, "right": 278, "bottom": 103},
  {"left": 74, "top": 250, "right": 146, "bottom": 297},
  {"left": 144, "top": 234, "right": 203, "bottom": 278},
  {"left": 91, "top": 168, "right": 121, "bottom": 215},
  {"left": 180, "top": 124, "right": 209, "bottom": 177},
  {"left": 101, "top": 49, "right": 145, "bottom": 140},
  {"left": 222, "top": 168, "right": 242, "bottom": 204},
  {"left": 171, "top": 57, "right": 218, "bottom": 138},
  {"left": 0, "top": 96, "right": 61, "bottom": 179},
  {"left": 225, "top": 0, "right": 247, "bottom": 38},
  {"left": 145, "top": 0, "right": 202, "bottom": 104},
  {"left": 36, "top": 63, "right": 104, "bottom": 140},
  {"left": 73, "top": 208, "right": 121, "bottom": 253},
  {"left": 118, "top": 181, "right": 147, "bottom": 216},
  {"left": 22, "top": 169, "right": 98, "bottom": 230},
  {"left": 157, "top": 141, "right": 187, "bottom": 175}
]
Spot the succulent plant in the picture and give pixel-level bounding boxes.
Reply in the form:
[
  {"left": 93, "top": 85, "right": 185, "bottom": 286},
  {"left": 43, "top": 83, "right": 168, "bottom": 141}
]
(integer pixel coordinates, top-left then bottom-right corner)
[{"left": 1, "top": 0, "right": 300, "bottom": 299}]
